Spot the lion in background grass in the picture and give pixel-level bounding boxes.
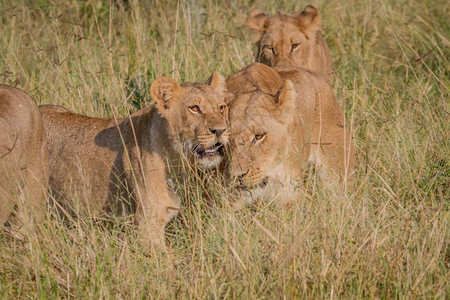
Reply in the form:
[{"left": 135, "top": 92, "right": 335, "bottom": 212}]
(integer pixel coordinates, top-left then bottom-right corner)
[
  {"left": 0, "top": 85, "right": 49, "bottom": 235},
  {"left": 247, "top": 5, "right": 334, "bottom": 82},
  {"left": 39, "top": 71, "right": 230, "bottom": 252}
]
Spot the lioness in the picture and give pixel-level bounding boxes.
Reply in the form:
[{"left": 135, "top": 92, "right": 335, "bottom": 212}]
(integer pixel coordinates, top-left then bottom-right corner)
[
  {"left": 247, "top": 5, "right": 333, "bottom": 82},
  {"left": 39, "top": 71, "right": 229, "bottom": 251},
  {"left": 226, "top": 63, "right": 354, "bottom": 203},
  {"left": 0, "top": 85, "right": 48, "bottom": 234}
]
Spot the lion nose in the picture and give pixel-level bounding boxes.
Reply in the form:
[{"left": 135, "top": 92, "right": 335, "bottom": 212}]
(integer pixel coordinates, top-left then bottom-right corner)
[
  {"left": 259, "top": 177, "right": 269, "bottom": 188},
  {"left": 210, "top": 127, "right": 226, "bottom": 137}
]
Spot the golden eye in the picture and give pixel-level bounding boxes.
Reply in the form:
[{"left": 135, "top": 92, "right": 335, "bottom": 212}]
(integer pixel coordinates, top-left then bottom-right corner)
[
  {"left": 254, "top": 133, "right": 266, "bottom": 141},
  {"left": 291, "top": 43, "right": 300, "bottom": 52},
  {"left": 189, "top": 105, "right": 201, "bottom": 113}
]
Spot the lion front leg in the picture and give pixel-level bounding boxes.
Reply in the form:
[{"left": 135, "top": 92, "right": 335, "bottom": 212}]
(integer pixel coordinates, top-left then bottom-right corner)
[
  {"left": 123, "top": 141, "right": 181, "bottom": 253},
  {"left": 134, "top": 191, "right": 180, "bottom": 252},
  {"left": 4, "top": 163, "right": 48, "bottom": 239}
]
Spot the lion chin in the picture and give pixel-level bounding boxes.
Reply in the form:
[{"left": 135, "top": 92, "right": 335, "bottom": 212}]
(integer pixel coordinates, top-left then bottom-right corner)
[
  {"left": 239, "top": 187, "right": 269, "bottom": 204},
  {"left": 198, "top": 155, "right": 223, "bottom": 169}
]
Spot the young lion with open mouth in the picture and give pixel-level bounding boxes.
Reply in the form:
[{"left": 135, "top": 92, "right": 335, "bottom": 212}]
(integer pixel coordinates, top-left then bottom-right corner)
[
  {"left": 247, "top": 5, "right": 333, "bottom": 82},
  {"left": 226, "top": 63, "right": 354, "bottom": 204},
  {"left": 39, "top": 71, "right": 229, "bottom": 251}
]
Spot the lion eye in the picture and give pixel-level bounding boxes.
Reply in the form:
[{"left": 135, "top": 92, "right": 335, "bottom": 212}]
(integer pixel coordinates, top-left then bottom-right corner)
[
  {"left": 219, "top": 104, "right": 226, "bottom": 112},
  {"left": 253, "top": 133, "right": 266, "bottom": 143},
  {"left": 291, "top": 43, "right": 300, "bottom": 51},
  {"left": 264, "top": 45, "right": 275, "bottom": 54},
  {"left": 189, "top": 105, "right": 201, "bottom": 113}
]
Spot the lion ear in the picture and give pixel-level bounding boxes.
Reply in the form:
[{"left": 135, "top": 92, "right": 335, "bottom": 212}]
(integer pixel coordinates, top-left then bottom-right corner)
[
  {"left": 249, "top": 63, "right": 283, "bottom": 96},
  {"left": 207, "top": 70, "right": 227, "bottom": 95},
  {"left": 247, "top": 9, "right": 268, "bottom": 42},
  {"left": 150, "top": 77, "right": 182, "bottom": 115},
  {"left": 226, "top": 63, "right": 283, "bottom": 97},
  {"left": 296, "top": 5, "right": 321, "bottom": 38},
  {"left": 274, "top": 79, "right": 296, "bottom": 124}
]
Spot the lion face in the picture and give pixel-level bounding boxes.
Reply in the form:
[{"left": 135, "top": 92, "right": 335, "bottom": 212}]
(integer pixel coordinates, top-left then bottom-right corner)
[
  {"left": 247, "top": 6, "right": 328, "bottom": 73},
  {"left": 150, "top": 71, "right": 230, "bottom": 169},
  {"left": 228, "top": 80, "right": 296, "bottom": 203}
]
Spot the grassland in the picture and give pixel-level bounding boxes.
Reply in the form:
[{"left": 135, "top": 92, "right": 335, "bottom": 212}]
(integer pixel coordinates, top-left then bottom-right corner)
[{"left": 0, "top": 0, "right": 448, "bottom": 298}]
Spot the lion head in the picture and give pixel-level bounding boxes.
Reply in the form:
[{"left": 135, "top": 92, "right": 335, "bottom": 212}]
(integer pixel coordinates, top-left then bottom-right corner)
[
  {"left": 150, "top": 71, "right": 230, "bottom": 169},
  {"left": 247, "top": 5, "right": 333, "bottom": 81},
  {"left": 226, "top": 64, "right": 298, "bottom": 203},
  {"left": 227, "top": 63, "right": 355, "bottom": 203}
]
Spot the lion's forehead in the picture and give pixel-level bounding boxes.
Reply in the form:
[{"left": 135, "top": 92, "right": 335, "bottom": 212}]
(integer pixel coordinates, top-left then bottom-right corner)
[
  {"left": 263, "top": 21, "right": 306, "bottom": 43},
  {"left": 184, "top": 92, "right": 218, "bottom": 101},
  {"left": 230, "top": 114, "right": 273, "bottom": 137},
  {"left": 184, "top": 86, "right": 224, "bottom": 102},
  {"left": 231, "top": 100, "right": 272, "bottom": 121},
  {"left": 267, "top": 16, "right": 297, "bottom": 27}
]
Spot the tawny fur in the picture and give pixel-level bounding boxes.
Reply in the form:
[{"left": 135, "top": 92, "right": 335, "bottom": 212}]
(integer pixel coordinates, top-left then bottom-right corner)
[
  {"left": 39, "top": 72, "right": 229, "bottom": 251},
  {"left": 0, "top": 85, "right": 49, "bottom": 234},
  {"left": 226, "top": 63, "right": 354, "bottom": 203},
  {"left": 247, "top": 5, "right": 333, "bottom": 82}
]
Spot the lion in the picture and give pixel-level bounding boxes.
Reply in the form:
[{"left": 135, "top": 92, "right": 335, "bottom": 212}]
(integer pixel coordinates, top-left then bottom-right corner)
[
  {"left": 247, "top": 5, "right": 333, "bottom": 82},
  {"left": 226, "top": 63, "right": 354, "bottom": 203},
  {"left": 39, "top": 71, "right": 230, "bottom": 251},
  {"left": 0, "top": 85, "right": 49, "bottom": 235}
]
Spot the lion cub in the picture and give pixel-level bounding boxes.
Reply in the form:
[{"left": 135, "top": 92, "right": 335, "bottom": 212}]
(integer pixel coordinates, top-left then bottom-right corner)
[
  {"left": 39, "top": 71, "right": 229, "bottom": 251},
  {"left": 227, "top": 63, "right": 354, "bottom": 204},
  {"left": 0, "top": 85, "right": 49, "bottom": 235},
  {"left": 247, "top": 5, "right": 333, "bottom": 82}
]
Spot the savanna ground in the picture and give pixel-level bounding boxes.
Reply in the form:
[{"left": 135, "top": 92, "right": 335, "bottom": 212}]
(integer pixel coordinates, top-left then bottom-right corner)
[{"left": 0, "top": 0, "right": 448, "bottom": 298}]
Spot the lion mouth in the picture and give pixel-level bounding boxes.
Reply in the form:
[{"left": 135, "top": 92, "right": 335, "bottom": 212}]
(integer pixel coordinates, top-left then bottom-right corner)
[
  {"left": 193, "top": 142, "right": 224, "bottom": 159},
  {"left": 234, "top": 176, "right": 270, "bottom": 204}
]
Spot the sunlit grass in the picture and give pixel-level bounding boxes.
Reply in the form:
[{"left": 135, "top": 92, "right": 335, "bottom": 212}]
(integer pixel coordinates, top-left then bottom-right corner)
[{"left": 0, "top": 0, "right": 448, "bottom": 298}]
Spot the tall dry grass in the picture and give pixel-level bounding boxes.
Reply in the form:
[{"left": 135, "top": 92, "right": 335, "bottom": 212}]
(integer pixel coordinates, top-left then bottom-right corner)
[{"left": 0, "top": 0, "right": 448, "bottom": 298}]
